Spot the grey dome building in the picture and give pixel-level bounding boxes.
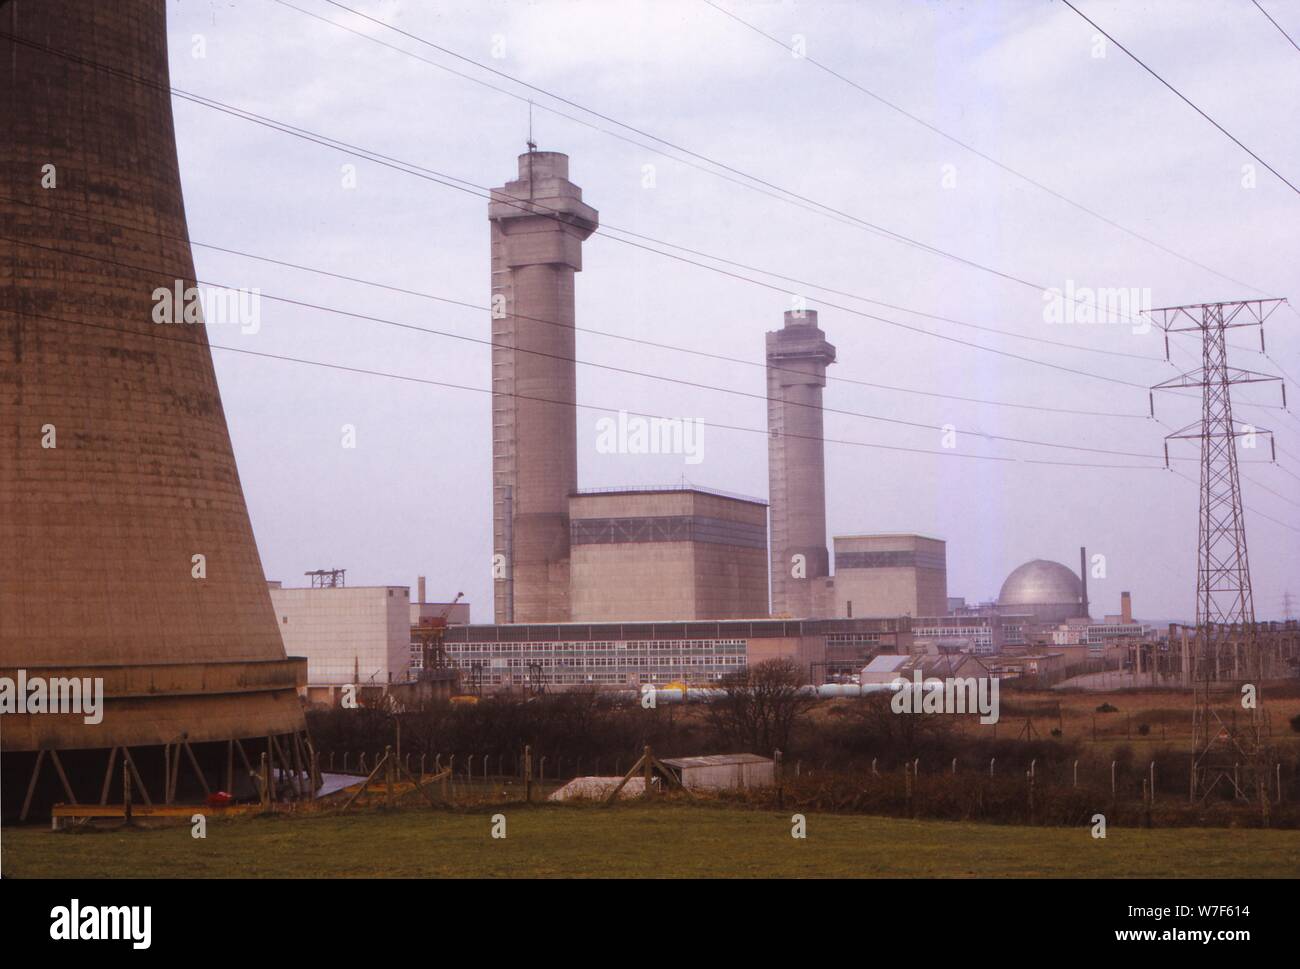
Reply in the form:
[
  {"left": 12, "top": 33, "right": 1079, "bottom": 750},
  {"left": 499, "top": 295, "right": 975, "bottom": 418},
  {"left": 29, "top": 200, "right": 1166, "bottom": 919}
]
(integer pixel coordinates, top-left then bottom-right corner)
[{"left": 997, "top": 559, "right": 1088, "bottom": 624}]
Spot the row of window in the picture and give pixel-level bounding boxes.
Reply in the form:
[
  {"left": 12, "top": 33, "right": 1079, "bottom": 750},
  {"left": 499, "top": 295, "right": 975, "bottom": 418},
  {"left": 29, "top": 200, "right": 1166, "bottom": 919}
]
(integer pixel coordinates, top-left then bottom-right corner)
[{"left": 440, "top": 638, "right": 746, "bottom": 654}]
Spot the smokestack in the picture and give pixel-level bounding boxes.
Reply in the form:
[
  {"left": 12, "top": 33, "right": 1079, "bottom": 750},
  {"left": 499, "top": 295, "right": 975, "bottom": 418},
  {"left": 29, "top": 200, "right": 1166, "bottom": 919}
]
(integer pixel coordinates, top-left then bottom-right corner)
[
  {"left": 417, "top": 575, "right": 426, "bottom": 604},
  {"left": 1121, "top": 590, "right": 1132, "bottom": 624},
  {"left": 488, "top": 151, "right": 597, "bottom": 623},
  {"left": 1079, "top": 546, "right": 1090, "bottom": 619},
  {"left": 767, "top": 310, "right": 836, "bottom": 617}
]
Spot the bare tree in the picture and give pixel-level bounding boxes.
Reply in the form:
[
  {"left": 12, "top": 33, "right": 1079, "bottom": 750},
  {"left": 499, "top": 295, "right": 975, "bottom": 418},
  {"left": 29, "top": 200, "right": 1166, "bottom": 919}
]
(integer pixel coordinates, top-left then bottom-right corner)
[{"left": 705, "top": 658, "right": 814, "bottom": 754}]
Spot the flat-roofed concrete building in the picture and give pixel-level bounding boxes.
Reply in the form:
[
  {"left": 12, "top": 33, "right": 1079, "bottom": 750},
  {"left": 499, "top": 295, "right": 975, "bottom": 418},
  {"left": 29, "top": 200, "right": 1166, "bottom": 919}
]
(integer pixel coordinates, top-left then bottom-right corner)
[
  {"left": 269, "top": 585, "right": 412, "bottom": 705},
  {"left": 912, "top": 615, "right": 1001, "bottom": 655},
  {"left": 443, "top": 617, "right": 911, "bottom": 690},
  {"left": 568, "top": 488, "right": 769, "bottom": 621},
  {"left": 832, "top": 534, "right": 948, "bottom": 619}
]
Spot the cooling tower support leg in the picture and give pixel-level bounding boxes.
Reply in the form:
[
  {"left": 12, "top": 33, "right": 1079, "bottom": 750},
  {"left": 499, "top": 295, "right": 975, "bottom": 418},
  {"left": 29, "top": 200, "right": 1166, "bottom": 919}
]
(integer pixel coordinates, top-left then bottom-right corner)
[
  {"left": 48, "top": 750, "right": 77, "bottom": 805},
  {"left": 99, "top": 747, "right": 119, "bottom": 805},
  {"left": 121, "top": 747, "right": 152, "bottom": 806},
  {"left": 20, "top": 750, "right": 47, "bottom": 822},
  {"left": 182, "top": 741, "right": 211, "bottom": 798}
]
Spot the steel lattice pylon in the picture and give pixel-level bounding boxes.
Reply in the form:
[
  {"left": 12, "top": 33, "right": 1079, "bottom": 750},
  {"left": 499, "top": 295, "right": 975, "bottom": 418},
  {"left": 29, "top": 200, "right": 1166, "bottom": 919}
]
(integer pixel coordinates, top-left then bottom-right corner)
[{"left": 1150, "top": 299, "right": 1287, "bottom": 804}]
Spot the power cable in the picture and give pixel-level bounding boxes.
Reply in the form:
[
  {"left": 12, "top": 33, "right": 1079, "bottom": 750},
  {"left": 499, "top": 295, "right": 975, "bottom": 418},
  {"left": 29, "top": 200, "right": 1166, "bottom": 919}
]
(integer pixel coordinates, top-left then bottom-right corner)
[{"left": 1061, "top": 0, "right": 1300, "bottom": 196}]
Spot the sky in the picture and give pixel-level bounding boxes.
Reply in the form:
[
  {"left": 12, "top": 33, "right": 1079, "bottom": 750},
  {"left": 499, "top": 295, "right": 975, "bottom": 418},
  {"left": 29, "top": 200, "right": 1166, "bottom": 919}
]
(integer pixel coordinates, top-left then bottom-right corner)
[{"left": 164, "top": 0, "right": 1300, "bottom": 623}]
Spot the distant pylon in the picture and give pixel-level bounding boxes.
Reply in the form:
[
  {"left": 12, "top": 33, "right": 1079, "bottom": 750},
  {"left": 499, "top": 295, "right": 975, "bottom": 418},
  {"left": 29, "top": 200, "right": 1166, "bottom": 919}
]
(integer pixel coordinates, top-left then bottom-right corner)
[{"left": 1150, "top": 299, "right": 1286, "bottom": 627}]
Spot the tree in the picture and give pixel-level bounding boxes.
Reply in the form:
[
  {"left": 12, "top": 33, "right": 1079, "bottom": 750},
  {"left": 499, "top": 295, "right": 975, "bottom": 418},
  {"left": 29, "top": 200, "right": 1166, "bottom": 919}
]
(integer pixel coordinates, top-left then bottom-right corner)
[{"left": 705, "top": 658, "right": 814, "bottom": 754}]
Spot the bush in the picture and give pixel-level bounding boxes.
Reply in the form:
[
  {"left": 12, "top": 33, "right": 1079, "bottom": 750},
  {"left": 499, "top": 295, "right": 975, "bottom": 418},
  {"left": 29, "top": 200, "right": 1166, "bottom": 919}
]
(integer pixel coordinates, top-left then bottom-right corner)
[
  {"left": 1096, "top": 702, "right": 1118, "bottom": 713},
  {"left": 1138, "top": 723, "right": 1151, "bottom": 736}
]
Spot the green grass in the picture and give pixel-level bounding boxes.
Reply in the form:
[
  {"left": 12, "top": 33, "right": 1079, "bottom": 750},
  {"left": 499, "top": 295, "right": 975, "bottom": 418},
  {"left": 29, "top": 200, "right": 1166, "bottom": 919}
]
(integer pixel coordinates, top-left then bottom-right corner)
[{"left": 5, "top": 803, "right": 1300, "bottom": 878}]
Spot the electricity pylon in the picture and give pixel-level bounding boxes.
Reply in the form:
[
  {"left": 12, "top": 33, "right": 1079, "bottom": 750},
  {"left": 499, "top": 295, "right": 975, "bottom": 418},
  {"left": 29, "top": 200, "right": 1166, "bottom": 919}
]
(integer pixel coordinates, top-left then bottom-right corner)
[{"left": 1149, "top": 298, "right": 1286, "bottom": 803}]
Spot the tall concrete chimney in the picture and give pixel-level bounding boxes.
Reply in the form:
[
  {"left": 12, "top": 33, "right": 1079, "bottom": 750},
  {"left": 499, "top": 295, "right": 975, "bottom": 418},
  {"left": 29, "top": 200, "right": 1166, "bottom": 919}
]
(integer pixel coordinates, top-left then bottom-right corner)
[
  {"left": 417, "top": 575, "right": 426, "bottom": 604},
  {"left": 1121, "top": 590, "right": 1132, "bottom": 624},
  {"left": 767, "top": 309, "right": 836, "bottom": 617},
  {"left": 488, "top": 150, "right": 597, "bottom": 623}
]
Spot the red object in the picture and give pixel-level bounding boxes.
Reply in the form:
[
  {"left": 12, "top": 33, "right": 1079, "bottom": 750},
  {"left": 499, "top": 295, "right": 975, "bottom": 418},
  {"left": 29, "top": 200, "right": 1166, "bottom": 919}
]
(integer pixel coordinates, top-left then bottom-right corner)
[{"left": 206, "top": 791, "right": 234, "bottom": 807}]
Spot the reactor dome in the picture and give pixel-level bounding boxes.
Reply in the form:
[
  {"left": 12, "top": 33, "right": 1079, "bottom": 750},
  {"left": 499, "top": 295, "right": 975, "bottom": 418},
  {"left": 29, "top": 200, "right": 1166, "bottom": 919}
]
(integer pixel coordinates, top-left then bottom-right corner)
[{"left": 997, "top": 559, "right": 1086, "bottom": 624}]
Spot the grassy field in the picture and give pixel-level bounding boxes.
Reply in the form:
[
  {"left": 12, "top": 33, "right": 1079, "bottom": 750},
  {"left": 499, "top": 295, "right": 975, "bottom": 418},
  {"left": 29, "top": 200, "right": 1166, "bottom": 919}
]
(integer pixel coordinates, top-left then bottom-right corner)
[{"left": 4, "top": 803, "right": 1299, "bottom": 878}]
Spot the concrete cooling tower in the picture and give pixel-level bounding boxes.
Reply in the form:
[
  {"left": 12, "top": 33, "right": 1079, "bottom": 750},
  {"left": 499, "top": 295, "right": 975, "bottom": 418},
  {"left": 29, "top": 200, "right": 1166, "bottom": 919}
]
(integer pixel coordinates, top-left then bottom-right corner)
[{"left": 0, "top": 0, "right": 307, "bottom": 819}]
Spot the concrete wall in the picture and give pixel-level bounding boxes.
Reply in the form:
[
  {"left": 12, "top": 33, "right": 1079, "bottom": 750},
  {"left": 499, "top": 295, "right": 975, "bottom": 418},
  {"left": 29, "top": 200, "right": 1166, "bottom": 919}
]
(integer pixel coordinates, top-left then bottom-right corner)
[
  {"left": 833, "top": 535, "right": 948, "bottom": 618},
  {"left": 569, "top": 490, "right": 768, "bottom": 621},
  {"left": 271, "top": 586, "right": 412, "bottom": 687}
]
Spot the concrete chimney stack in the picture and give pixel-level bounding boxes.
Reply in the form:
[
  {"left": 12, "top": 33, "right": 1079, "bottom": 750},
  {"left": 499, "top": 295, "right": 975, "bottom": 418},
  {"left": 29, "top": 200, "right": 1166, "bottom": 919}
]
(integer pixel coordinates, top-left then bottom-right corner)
[
  {"left": 766, "top": 309, "right": 836, "bottom": 617},
  {"left": 488, "top": 150, "right": 598, "bottom": 622},
  {"left": 1121, "top": 590, "right": 1132, "bottom": 624},
  {"left": 417, "top": 575, "right": 426, "bottom": 604}
]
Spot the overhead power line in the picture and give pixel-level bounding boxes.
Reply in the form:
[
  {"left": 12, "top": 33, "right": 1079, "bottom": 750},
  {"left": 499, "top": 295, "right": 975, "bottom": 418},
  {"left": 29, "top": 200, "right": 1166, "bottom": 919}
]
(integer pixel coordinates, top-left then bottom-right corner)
[
  {"left": 699, "top": 0, "right": 1273, "bottom": 297},
  {"left": 2, "top": 232, "right": 1177, "bottom": 463},
  {"left": 1252, "top": 0, "right": 1300, "bottom": 54},
  {"left": 1170, "top": 469, "right": 1300, "bottom": 534},
  {"left": 263, "top": 2, "right": 1163, "bottom": 327},
  {"left": 0, "top": 29, "right": 1169, "bottom": 390},
  {"left": 1, "top": 191, "right": 1149, "bottom": 421},
  {"left": 13, "top": 306, "right": 1166, "bottom": 471},
  {"left": 1060, "top": 0, "right": 1300, "bottom": 197}
]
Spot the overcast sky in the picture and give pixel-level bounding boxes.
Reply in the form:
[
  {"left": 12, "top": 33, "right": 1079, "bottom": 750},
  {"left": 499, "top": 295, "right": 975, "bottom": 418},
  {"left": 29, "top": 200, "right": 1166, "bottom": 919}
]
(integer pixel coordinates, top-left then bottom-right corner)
[{"left": 165, "top": 0, "right": 1300, "bottom": 623}]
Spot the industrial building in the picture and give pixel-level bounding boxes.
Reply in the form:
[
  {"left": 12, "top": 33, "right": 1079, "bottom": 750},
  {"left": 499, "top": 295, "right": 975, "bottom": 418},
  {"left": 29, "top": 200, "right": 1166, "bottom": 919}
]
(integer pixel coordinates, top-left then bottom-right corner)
[
  {"left": 267, "top": 578, "right": 470, "bottom": 706},
  {"left": 996, "top": 558, "right": 1089, "bottom": 624},
  {"left": 767, "top": 309, "right": 836, "bottom": 619},
  {"left": 912, "top": 615, "right": 1001, "bottom": 655},
  {"left": 0, "top": 1, "right": 307, "bottom": 820},
  {"left": 269, "top": 583, "right": 413, "bottom": 705},
  {"left": 832, "top": 534, "right": 949, "bottom": 618},
  {"left": 411, "top": 575, "right": 472, "bottom": 626},
  {"left": 569, "top": 487, "right": 769, "bottom": 621},
  {"left": 859, "top": 651, "right": 992, "bottom": 686},
  {"left": 442, "top": 617, "right": 912, "bottom": 690}
]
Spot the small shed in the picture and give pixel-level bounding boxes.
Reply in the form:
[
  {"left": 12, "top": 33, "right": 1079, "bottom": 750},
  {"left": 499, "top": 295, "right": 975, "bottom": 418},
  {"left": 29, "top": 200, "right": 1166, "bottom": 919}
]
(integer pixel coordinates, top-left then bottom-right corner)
[{"left": 659, "top": 753, "right": 775, "bottom": 791}]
